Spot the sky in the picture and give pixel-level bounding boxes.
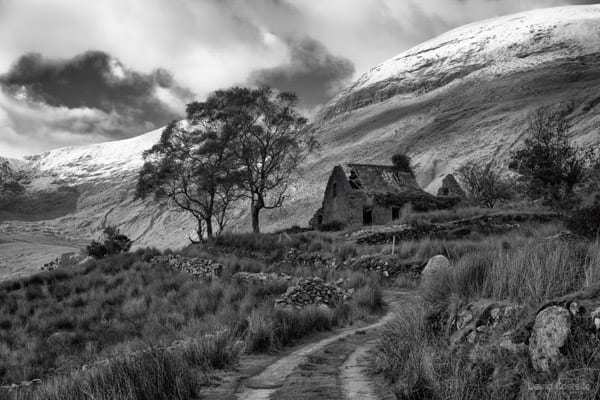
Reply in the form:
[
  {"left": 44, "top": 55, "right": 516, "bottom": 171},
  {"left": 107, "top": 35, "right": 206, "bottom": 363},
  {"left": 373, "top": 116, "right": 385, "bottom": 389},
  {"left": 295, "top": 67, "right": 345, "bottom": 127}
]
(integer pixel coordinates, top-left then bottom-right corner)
[{"left": 0, "top": 0, "right": 597, "bottom": 157}]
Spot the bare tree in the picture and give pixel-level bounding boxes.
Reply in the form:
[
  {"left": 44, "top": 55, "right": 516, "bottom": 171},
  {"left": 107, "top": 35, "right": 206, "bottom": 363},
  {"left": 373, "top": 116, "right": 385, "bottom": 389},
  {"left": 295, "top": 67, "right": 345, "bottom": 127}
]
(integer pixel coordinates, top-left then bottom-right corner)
[
  {"left": 457, "top": 160, "right": 512, "bottom": 208},
  {"left": 136, "top": 120, "right": 241, "bottom": 240}
]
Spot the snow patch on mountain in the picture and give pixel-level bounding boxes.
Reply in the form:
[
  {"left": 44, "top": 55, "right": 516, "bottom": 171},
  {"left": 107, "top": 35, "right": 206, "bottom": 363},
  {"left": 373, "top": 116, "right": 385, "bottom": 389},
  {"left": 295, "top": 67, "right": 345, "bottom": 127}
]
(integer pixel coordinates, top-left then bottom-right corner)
[{"left": 24, "top": 128, "right": 163, "bottom": 185}]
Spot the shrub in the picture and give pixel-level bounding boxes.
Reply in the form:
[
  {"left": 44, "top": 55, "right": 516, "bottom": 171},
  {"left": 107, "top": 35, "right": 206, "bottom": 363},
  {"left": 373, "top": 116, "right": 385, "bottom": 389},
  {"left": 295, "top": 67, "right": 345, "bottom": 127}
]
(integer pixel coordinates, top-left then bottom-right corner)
[
  {"left": 319, "top": 220, "right": 345, "bottom": 232},
  {"left": 567, "top": 204, "right": 600, "bottom": 239},
  {"left": 86, "top": 226, "right": 132, "bottom": 259},
  {"left": 391, "top": 152, "right": 415, "bottom": 177}
]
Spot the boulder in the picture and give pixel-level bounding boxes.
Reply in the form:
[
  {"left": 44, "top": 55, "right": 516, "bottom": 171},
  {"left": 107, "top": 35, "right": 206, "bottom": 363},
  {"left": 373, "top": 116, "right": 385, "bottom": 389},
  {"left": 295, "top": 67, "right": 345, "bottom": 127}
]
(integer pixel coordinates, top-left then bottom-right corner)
[
  {"left": 528, "top": 306, "right": 571, "bottom": 372},
  {"left": 421, "top": 255, "right": 450, "bottom": 284}
]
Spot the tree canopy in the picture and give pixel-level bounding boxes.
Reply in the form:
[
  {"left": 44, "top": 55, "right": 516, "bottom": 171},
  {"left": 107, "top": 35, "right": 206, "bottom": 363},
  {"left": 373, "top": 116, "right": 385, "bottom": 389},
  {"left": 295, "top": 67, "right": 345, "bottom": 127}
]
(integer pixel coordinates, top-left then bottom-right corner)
[
  {"left": 186, "top": 87, "right": 316, "bottom": 233},
  {"left": 509, "top": 107, "right": 596, "bottom": 210},
  {"left": 137, "top": 86, "right": 315, "bottom": 237},
  {"left": 136, "top": 118, "right": 240, "bottom": 240}
]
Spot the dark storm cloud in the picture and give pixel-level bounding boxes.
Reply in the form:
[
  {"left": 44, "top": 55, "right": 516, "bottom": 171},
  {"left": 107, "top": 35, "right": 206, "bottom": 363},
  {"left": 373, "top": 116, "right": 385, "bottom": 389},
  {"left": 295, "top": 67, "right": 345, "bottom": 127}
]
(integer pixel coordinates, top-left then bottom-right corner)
[
  {"left": 0, "top": 51, "right": 194, "bottom": 138},
  {"left": 248, "top": 37, "right": 355, "bottom": 109}
]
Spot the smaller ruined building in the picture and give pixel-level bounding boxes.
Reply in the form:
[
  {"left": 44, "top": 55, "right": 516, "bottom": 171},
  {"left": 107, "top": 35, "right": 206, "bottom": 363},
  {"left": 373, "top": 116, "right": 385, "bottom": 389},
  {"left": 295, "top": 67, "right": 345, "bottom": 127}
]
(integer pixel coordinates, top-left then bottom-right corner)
[
  {"left": 437, "top": 174, "right": 466, "bottom": 198},
  {"left": 312, "top": 164, "right": 458, "bottom": 228}
]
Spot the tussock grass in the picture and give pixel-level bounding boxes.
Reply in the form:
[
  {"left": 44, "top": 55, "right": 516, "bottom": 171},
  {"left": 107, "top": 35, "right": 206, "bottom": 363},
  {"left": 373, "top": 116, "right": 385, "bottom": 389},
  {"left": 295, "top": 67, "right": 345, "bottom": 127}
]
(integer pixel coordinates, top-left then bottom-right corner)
[
  {"left": 423, "top": 237, "right": 600, "bottom": 309},
  {"left": 1, "top": 230, "right": 385, "bottom": 399},
  {"left": 375, "top": 220, "right": 600, "bottom": 400},
  {"left": 8, "top": 334, "right": 240, "bottom": 400}
]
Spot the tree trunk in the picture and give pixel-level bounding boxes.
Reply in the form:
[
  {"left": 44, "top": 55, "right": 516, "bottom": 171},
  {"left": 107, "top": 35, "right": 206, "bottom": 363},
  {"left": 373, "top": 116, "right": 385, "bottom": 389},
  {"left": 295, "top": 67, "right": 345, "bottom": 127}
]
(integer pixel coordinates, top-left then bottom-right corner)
[
  {"left": 190, "top": 219, "right": 203, "bottom": 244},
  {"left": 251, "top": 203, "right": 261, "bottom": 233},
  {"left": 251, "top": 195, "right": 264, "bottom": 233},
  {"left": 205, "top": 218, "right": 213, "bottom": 239}
]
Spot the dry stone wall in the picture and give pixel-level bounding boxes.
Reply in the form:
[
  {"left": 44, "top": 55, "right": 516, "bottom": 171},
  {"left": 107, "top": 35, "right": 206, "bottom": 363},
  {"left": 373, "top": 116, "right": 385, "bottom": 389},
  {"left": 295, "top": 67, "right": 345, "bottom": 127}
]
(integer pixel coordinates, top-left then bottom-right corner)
[{"left": 151, "top": 254, "right": 224, "bottom": 279}]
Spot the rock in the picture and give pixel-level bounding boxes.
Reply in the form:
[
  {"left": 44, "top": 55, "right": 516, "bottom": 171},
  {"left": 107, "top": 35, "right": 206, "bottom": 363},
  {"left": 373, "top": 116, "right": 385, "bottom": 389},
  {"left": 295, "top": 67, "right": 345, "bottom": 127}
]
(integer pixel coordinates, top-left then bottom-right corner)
[
  {"left": 591, "top": 307, "right": 600, "bottom": 330},
  {"left": 528, "top": 306, "right": 571, "bottom": 372},
  {"left": 421, "top": 255, "right": 450, "bottom": 283}
]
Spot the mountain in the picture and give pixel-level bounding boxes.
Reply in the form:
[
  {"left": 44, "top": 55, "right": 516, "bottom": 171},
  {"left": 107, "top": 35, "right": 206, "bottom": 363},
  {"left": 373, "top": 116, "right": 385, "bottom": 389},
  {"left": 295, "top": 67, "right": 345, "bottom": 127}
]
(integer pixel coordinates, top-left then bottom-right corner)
[
  {"left": 281, "top": 4, "right": 600, "bottom": 226},
  {"left": 0, "top": 129, "right": 196, "bottom": 280},
  {"left": 1, "top": 5, "right": 600, "bottom": 278}
]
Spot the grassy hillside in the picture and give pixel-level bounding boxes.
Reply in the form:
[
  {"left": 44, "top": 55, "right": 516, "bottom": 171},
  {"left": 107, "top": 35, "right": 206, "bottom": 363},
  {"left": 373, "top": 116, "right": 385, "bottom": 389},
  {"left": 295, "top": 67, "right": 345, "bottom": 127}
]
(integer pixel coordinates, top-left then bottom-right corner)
[
  {"left": 372, "top": 221, "right": 600, "bottom": 399},
  {"left": 0, "top": 232, "right": 383, "bottom": 399}
]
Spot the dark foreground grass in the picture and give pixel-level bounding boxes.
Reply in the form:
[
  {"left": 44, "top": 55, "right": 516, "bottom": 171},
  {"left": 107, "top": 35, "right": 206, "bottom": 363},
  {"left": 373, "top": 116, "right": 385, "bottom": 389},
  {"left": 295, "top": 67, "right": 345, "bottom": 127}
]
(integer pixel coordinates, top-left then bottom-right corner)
[
  {"left": 5, "top": 333, "right": 238, "bottom": 400},
  {"left": 0, "top": 239, "right": 383, "bottom": 400}
]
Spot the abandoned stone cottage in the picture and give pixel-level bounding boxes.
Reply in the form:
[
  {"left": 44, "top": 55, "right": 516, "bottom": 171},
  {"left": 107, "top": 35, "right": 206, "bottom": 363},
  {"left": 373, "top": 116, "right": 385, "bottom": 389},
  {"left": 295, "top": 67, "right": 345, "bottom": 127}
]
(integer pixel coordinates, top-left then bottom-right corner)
[{"left": 312, "top": 164, "right": 458, "bottom": 228}]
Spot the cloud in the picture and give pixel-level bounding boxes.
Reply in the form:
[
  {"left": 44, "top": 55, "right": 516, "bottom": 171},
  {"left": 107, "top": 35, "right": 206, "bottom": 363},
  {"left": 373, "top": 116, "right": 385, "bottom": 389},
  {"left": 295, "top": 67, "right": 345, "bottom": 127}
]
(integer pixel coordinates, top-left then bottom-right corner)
[
  {"left": 0, "top": 51, "right": 193, "bottom": 132},
  {"left": 248, "top": 37, "right": 355, "bottom": 109},
  {"left": 0, "top": 51, "right": 195, "bottom": 157},
  {"left": 0, "top": 0, "right": 596, "bottom": 156}
]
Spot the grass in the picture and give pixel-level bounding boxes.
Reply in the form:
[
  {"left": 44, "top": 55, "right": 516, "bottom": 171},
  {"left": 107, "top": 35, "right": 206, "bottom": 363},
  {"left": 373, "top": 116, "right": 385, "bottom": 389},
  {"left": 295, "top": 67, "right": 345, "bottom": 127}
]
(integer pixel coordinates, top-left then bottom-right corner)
[
  {"left": 7, "top": 333, "right": 238, "bottom": 400},
  {"left": 373, "top": 219, "right": 600, "bottom": 400},
  {"left": 423, "top": 236, "right": 600, "bottom": 309},
  {"left": 0, "top": 233, "right": 384, "bottom": 399}
]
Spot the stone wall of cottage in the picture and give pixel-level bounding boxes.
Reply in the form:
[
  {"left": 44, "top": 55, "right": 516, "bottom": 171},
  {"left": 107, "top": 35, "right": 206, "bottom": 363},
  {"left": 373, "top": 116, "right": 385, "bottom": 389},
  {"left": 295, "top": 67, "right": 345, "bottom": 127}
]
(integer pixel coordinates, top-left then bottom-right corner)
[{"left": 322, "top": 166, "right": 364, "bottom": 226}]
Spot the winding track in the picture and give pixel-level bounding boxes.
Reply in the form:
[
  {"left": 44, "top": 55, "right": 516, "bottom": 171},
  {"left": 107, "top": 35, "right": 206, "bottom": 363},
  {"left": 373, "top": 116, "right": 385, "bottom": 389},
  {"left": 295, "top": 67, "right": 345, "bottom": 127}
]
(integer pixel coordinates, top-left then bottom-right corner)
[{"left": 235, "top": 290, "right": 413, "bottom": 400}]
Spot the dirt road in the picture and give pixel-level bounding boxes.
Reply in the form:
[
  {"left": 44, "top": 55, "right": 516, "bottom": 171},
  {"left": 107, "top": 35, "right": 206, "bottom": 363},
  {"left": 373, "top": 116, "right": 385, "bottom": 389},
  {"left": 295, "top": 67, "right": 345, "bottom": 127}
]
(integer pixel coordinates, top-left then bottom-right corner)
[{"left": 234, "top": 290, "right": 417, "bottom": 400}]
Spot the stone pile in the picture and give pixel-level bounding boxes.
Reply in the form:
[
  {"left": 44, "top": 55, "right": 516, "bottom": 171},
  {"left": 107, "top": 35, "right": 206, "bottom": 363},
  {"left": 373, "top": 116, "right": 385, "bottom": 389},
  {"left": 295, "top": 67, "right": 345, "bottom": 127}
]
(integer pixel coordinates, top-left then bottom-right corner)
[
  {"left": 151, "top": 254, "right": 224, "bottom": 279},
  {"left": 233, "top": 271, "right": 297, "bottom": 285},
  {"left": 275, "top": 277, "right": 353, "bottom": 309}
]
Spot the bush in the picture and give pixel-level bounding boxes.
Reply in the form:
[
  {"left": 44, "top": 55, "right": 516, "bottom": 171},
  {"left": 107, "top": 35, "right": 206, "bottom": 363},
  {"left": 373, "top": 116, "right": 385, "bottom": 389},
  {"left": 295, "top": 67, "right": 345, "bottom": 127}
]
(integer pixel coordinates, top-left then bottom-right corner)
[
  {"left": 509, "top": 106, "right": 597, "bottom": 211},
  {"left": 86, "top": 226, "right": 133, "bottom": 259},
  {"left": 567, "top": 204, "right": 600, "bottom": 239},
  {"left": 318, "top": 220, "right": 345, "bottom": 232},
  {"left": 391, "top": 152, "right": 415, "bottom": 177}
]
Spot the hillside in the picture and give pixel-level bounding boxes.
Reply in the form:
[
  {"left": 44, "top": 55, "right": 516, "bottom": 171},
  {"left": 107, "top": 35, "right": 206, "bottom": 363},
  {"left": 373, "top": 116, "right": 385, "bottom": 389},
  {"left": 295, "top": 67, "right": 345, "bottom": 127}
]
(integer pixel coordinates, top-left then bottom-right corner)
[{"left": 1, "top": 5, "right": 600, "bottom": 276}]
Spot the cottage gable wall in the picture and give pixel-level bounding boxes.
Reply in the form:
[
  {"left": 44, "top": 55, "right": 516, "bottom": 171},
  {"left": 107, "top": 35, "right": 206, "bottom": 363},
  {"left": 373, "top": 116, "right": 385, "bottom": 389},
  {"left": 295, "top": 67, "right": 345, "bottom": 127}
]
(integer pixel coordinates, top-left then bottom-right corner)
[{"left": 322, "top": 166, "right": 365, "bottom": 225}]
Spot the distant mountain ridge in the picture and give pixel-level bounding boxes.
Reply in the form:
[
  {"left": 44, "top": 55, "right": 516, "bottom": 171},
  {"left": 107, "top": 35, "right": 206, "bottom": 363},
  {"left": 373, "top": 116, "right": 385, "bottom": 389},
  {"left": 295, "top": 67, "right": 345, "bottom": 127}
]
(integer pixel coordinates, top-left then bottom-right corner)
[{"left": 1, "top": 5, "right": 600, "bottom": 277}]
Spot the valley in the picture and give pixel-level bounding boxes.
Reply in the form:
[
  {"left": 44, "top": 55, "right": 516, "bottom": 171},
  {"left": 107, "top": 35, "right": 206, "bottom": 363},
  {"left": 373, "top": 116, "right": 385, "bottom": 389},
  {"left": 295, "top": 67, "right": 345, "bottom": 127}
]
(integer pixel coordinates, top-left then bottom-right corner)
[
  {"left": 3, "top": 6, "right": 600, "bottom": 279},
  {"left": 1, "top": 5, "right": 600, "bottom": 400}
]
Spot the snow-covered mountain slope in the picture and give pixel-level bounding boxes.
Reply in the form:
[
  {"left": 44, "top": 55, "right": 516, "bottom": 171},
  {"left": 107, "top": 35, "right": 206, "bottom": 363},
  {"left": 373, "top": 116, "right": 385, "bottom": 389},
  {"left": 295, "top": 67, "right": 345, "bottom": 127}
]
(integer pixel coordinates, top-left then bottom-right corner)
[
  {"left": 2, "top": 5, "right": 600, "bottom": 277},
  {"left": 0, "top": 128, "right": 195, "bottom": 279},
  {"left": 321, "top": 5, "right": 600, "bottom": 120},
  {"left": 282, "top": 5, "right": 600, "bottom": 220}
]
